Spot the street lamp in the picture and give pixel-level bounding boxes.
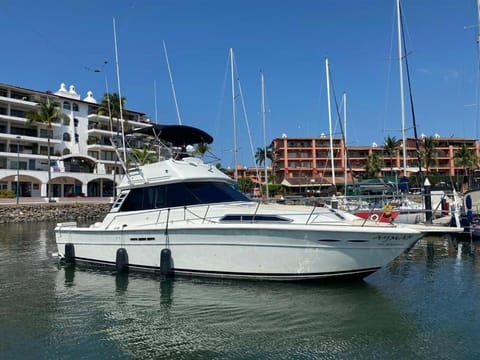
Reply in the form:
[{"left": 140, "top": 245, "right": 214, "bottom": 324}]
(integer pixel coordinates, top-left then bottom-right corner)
[{"left": 16, "top": 135, "right": 20, "bottom": 204}]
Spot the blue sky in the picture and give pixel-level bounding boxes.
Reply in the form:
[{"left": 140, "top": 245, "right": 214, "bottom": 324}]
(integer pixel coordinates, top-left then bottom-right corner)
[{"left": 1, "top": 0, "right": 478, "bottom": 168}]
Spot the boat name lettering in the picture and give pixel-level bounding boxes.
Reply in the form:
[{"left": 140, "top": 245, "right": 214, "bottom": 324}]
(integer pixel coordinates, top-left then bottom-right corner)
[
  {"left": 130, "top": 237, "right": 155, "bottom": 241},
  {"left": 375, "top": 234, "right": 410, "bottom": 241}
]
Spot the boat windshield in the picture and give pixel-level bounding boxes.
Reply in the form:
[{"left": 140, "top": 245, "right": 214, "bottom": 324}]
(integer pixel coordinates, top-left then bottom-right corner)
[{"left": 118, "top": 181, "right": 250, "bottom": 212}]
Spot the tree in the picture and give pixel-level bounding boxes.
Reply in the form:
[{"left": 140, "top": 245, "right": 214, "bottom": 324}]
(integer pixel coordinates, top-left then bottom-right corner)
[
  {"left": 454, "top": 143, "right": 477, "bottom": 187},
  {"left": 26, "top": 97, "right": 69, "bottom": 201},
  {"left": 421, "top": 136, "right": 438, "bottom": 176},
  {"left": 193, "top": 142, "right": 211, "bottom": 159},
  {"left": 255, "top": 145, "right": 272, "bottom": 166},
  {"left": 383, "top": 136, "right": 398, "bottom": 175},
  {"left": 131, "top": 146, "right": 158, "bottom": 166},
  {"left": 97, "top": 93, "right": 128, "bottom": 197},
  {"left": 97, "top": 92, "right": 128, "bottom": 139},
  {"left": 237, "top": 177, "right": 254, "bottom": 194},
  {"left": 365, "top": 153, "right": 382, "bottom": 178}
]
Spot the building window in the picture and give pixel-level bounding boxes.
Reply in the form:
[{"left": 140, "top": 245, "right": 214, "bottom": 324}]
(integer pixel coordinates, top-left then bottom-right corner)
[
  {"left": 88, "top": 151, "right": 99, "bottom": 159},
  {"left": 63, "top": 132, "right": 71, "bottom": 142},
  {"left": 63, "top": 101, "right": 71, "bottom": 110},
  {"left": 11, "top": 109, "right": 26, "bottom": 118},
  {"left": 75, "top": 133, "right": 79, "bottom": 143},
  {"left": 74, "top": 118, "right": 79, "bottom": 127},
  {"left": 40, "top": 129, "right": 53, "bottom": 138},
  {"left": 72, "top": 103, "right": 79, "bottom": 112},
  {"left": 63, "top": 148, "right": 71, "bottom": 155}
]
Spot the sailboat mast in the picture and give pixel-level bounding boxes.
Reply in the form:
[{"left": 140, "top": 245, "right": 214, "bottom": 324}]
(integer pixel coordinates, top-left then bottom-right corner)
[
  {"left": 153, "top": 80, "right": 158, "bottom": 124},
  {"left": 230, "top": 48, "right": 238, "bottom": 181},
  {"left": 261, "top": 70, "right": 269, "bottom": 199},
  {"left": 475, "top": 0, "right": 480, "bottom": 139},
  {"left": 113, "top": 18, "right": 127, "bottom": 164},
  {"left": 343, "top": 92, "right": 347, "bottom": 190},
  {"left": 325, "top": 58, "right": 336, "bottom": 186},
  {"left": 396, "top": 0, "right": 408, "bottom": 173}
]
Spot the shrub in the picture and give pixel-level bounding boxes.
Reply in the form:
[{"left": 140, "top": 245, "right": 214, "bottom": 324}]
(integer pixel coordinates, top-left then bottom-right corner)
[{"left": 0, "top": 189, "right": 16, "bottom": 198}]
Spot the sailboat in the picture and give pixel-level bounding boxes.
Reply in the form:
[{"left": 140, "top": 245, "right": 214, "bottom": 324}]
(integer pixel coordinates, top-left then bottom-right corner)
[{"left": 349, "top": 0, "right": 460, "bottom": 225}]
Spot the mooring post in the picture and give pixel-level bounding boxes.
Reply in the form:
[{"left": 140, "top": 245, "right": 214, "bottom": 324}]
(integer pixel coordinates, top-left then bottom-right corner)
[{"left": 424, "top": 177, "right": 432, "bottom": 224}]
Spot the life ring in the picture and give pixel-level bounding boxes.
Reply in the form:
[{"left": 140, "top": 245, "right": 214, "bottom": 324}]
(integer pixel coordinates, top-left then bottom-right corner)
[
  {"left": 369, "top": 213, "right": 379, "bottom": 221},
  {"left": 382, "top": 204, "right": 394, "bottom": 217}
]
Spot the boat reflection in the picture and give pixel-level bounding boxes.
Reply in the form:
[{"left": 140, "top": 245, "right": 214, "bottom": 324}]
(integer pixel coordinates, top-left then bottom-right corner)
[{"left": 54, "top": 266, "right": 420, "bottom": 359}]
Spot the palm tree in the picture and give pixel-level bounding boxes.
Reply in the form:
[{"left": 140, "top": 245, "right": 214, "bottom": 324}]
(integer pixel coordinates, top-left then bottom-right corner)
[
  {"left": 365, "top": 153, "right": 382, "bottom": 178},
  {"left": 97, "top": 92, "right": 127, "bottom": 198},
  {"left": 97, "top": 92, "right": 128, "bottom": 140},
  {"left": 255, "top": 146, "right": 272, "bottom": 166},
  {"left": 131, "top": 146, "right": 158, "bottom": 166},
  {"left": 383, "top": 136, "right": 398, "bottom": 175},
  {"left": 194, "top": 143, "right": 211, "bottom": 159},
  {"left": 26, "top": 97, "right": 69, "bottom": 201},
  {"left": 454, "top": 143, "right": 477, "bottom": 183},
  {"left": 421, "top": 136, "right": 438, "bottom": 176}
]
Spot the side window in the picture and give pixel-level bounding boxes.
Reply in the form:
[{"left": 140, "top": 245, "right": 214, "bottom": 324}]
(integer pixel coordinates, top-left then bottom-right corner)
[
  {"left": 72, "top": 103, "right": 79, "bottom": 111},
  {"left": 155, "top": 185, "right": 166, "bottom": 208},
  {"left": 63, "top": 101, "right": 71, "bottom": 110},
  {"left": 120, "top": 188, "right": 143, "bottom": 211},
  {"left": 165, "top": 183, "right": 199, "bottom": 207},
  {"left": 119, "top": 187, "right": 156, "bottom": 211}
]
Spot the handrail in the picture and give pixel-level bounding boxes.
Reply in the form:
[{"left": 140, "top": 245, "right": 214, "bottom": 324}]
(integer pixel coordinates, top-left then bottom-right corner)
[{"left": 102, "top": 200, "right": 411, "bottom": 230}]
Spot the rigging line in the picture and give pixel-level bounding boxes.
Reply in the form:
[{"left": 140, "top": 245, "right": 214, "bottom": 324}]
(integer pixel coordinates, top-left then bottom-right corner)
[
  {"left": 163, "top": 40, "right": 182, "bottom": 125},
  {"left": 236, "top": 73, "right": 263, "bottom": 189},
  {"left": 212, "top": 53, "right": 231, "bottom": 160},
  {"left": 382, "top": 0, "right": 398, "bottom": 136},
  {"left": 400, "top": 2, "right": 422, "bottom": 177},
  {"left": 231, "top": 52, "right": 263, "bottom": 188}
]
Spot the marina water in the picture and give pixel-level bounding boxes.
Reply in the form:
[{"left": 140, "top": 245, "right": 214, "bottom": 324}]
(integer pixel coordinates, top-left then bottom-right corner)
[{"left": 1, "top": 221, "right": 480, "bottom": 359}]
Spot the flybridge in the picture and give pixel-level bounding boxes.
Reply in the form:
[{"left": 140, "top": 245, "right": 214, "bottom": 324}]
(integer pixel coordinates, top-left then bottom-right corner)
[{"left": 112, "top": 124, "right": 215, "bottom": 186}]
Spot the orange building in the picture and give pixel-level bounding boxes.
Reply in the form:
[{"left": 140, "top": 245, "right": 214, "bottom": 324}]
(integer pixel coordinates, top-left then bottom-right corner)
[{"left": 270, "top": 134, "right": 479, "bottom": 188}]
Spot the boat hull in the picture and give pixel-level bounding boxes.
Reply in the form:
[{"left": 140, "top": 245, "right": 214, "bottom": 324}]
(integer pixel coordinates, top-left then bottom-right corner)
[{"left": 55, "top": 223, "right": 422, "bottom": 281}]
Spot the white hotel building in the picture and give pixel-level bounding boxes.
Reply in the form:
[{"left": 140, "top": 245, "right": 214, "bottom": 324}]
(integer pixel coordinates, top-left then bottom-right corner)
[{"left": 0, "top": 82, "right": 151, "bottom": 198}]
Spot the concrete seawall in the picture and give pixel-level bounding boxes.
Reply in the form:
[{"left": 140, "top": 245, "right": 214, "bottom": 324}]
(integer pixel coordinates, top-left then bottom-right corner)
[{"left": 0, "top": 202, "right": 111, "bottom": 223}]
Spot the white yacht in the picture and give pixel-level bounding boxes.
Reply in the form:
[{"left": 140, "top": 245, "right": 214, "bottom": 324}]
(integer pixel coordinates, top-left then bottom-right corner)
[{"left": 55, "top": 125, "right": 427, "bottom": 281}]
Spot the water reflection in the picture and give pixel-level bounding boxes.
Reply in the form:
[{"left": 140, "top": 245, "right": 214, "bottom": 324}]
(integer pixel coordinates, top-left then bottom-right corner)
[
  {"left": 2, "top": 222, "right": 480, "bottom": 359},
  {"left": 51, "top": 266, "right": 419, "bottom": 359}
]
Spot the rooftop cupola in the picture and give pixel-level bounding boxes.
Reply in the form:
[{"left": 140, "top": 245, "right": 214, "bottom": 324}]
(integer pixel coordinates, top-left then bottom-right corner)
[{"left": 83, "top": 90, "right": 97, "bottom": 104}]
